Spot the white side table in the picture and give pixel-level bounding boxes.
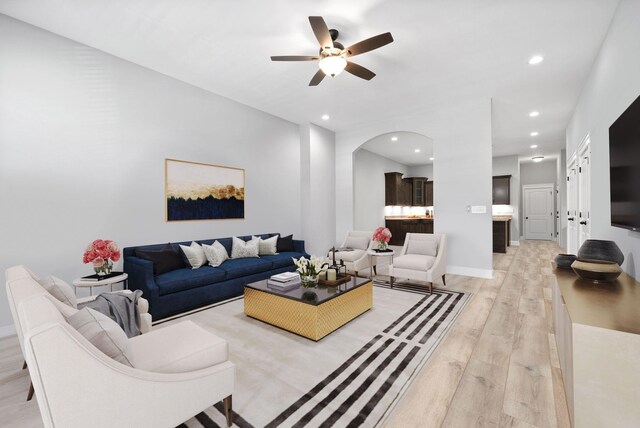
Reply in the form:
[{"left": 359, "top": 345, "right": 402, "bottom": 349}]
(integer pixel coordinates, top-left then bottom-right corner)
[
  {"left": 73, "top": 273, "right": 129, "bottom": 296},
  {"left": 367, "top": 249, "right": 395, "bottom": 279}
]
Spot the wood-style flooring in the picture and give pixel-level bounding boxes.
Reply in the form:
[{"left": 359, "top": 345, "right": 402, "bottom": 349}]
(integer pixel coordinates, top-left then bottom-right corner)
[{"left": 0, "top": 240, "right": 569, "bottom": 428}]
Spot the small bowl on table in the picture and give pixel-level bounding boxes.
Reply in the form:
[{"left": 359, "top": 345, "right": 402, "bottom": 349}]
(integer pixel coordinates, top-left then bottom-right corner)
[
  {"left": 554, "top": 253, "right": 577, "bottom": 269},
  {"left": 571, "top": 259, "right": 622, "bottom": 283}
]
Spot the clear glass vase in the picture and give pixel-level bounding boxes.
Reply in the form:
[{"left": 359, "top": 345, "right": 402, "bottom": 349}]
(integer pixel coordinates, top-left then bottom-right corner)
[
  {"left": 94, "top": 260, "right": 113, "bottom": 276},
  {"left": 377, "top": 241, "right": 388, "bottom": 251},
  {"left": 301, "top": 275, "right": 318, "bottom": 288}
]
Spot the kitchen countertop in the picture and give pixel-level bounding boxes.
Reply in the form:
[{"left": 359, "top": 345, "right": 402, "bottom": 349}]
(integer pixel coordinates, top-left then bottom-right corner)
[{"left": 492, "top": 215, "right": 512, "bottom": 221}]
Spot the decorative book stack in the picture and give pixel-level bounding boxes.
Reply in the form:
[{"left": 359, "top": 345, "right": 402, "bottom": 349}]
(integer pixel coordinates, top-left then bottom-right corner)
[{"left": 267, "top": 272, "right": 301, "bottom": 291}]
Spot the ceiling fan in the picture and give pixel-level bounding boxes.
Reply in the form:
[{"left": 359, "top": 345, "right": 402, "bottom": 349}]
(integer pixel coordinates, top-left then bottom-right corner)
[{"left": 270, "top": 16, "right": 394, "bottom": 86}]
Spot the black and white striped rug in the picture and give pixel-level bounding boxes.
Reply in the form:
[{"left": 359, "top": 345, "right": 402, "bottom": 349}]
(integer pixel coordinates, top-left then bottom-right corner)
[{"left": 176, "top": 284, "right": 469, "bottom": 428}]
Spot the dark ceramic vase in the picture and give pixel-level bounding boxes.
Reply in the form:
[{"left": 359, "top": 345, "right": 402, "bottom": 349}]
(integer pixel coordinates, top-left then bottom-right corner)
[
  {"left": 554, "top": 253, "right": 577, "bottom": 269},
  {"left": 577, "top": 239, "right": 624, "bottom": 265}
]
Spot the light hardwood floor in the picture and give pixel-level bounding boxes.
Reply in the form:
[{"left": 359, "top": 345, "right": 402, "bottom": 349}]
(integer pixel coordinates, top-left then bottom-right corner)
[{"left": 0, "top": 240, "right": 569, "bottom": 428}]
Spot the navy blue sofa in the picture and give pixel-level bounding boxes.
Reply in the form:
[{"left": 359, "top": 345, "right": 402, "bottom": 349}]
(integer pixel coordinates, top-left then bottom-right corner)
[{"left": 123, "top": 233, "right": 309, "bottom": 320}]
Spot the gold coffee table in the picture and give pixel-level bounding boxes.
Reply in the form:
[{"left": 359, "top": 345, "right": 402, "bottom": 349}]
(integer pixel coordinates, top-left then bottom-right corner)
[{"left": 244, "top": 276, "right": 372, "bottom": 341}]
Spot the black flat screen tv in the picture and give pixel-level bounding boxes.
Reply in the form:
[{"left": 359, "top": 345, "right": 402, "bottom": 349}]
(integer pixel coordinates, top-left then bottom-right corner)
[{"left": 609, "top": 93, "right": 640, "bottom": 231}]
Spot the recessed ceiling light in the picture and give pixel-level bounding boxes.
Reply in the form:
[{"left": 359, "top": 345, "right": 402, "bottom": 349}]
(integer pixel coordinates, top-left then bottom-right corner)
[
  {"left": 391, "top": 136, "right": 398, "bottom": 141},
  {"left": 321, "top": 114, "right": 330, "bottom": 120},
  {"left": 529, "top": 111, "right": 540, "bottom": 117},
  {"left": 532, "top": 156, "right": 544, "bottom": 162},
  {"left": 528, "top": 55, "right": 544, "bottom": 65},
  {"left": 429, "top": 157, "right": 434, "bottom": 161},
  {"left": 530, "top": 144, "right": 538, "bottom": 149},
  {"left": 414, "top": 149, "right": 421, "bottom": 153},
  {"left": 530, "top": 131, "right": 539, "bottom": 137}
]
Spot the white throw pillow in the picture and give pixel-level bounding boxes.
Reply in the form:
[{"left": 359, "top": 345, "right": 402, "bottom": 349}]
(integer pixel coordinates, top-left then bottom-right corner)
[
  {"left": 39, "top": 275, "right": 77, "bottom": 309},
  {"left": 179, "top": 242, "right": 207, "bottom": 269},
  {"left": 253, "top": 235, "right": 278, "bottom": 255},
  {"left": 202, "top": 241, "right": 229, "bottom": 267},
  {"left": 231, "top": 236, "right": 259, "bottom": 259},
  {"left": 68, "top": 308, "right": 134, "bottom": 367},
  {"left": 344, "top": 236, "right": 370, "bottom": 250},
  {"left": 407, "top": 240, "right": 438, "bottom": 257}
]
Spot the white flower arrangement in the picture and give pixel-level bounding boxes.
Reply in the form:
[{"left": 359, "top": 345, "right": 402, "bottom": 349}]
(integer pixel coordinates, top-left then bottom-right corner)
[{"left": 292, "top": 255, "right": 328, "bottom": 277}]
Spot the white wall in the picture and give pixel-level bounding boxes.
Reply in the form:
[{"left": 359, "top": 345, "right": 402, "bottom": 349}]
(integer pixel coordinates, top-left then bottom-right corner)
[
  {"left": 300, "top": 123, "right": 336, "bottom": 255},
  {"left": 336, "top": 99, "right": 493, "bottom": 279},
  {"left": 520, "top": 159, "right": 558, "bottom": 238},
  {"left": 492, "top": 155, "right": 520, "bottom": 242},
  {"left": 566, "top": 0, "right": 640, "bottom": 279},
  {"left": 407, "top": 164, "right": 433, "bottom": 180},
  {"left": 0, "top": 15, "right": 304, "bottom": 329},
  {"left": 353, "top": 149, "right": 409, "bottom": 232}
]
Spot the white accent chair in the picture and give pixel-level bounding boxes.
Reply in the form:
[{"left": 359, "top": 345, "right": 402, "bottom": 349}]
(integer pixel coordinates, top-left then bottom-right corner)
[
  {"left": 327, "top": 230, "right": 375, "bottom": 276},
  {"left": 7, "top": 265, "right": 235, "bottom": 428},
  {"left": 5, "top": 265, "right": 152, "bottom": 400},
  {"left": 389, "top": 233, "right": 447, "bottom": 294}
]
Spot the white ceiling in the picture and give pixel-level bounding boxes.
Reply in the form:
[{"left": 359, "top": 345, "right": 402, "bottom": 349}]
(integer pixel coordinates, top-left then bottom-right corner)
[
  {"left": 0, "top": 0, "right": 619, "bottom": 158},
  {"left": 360, "top": 132, "right": 433, "bottom": 166}
]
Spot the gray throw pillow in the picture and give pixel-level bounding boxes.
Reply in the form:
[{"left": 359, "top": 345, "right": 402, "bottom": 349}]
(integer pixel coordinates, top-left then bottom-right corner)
[
  {"left": 254, "top": 235, "right": 278, "bottom": 256},
  {"left": 39, "top": 275, "right": 77, "bottom": 309},
  {"left": 231, "top": 236, "right": 259, "bottom": 259},
  {"left": 407, "top": 240, "right": 438, "bottom": 257},
  {"left": 202, "top": 241, "right": 229, "bottom": 267},
  {"left": 344, "top": 236, "right": 370, "bottom": 250},
  {"left": 68, "top": 308, "right": 134, "bottom": 367}
]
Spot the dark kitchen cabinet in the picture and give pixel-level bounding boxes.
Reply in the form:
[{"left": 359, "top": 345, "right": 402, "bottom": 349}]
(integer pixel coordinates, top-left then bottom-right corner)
[
  {"left": 425, "top": 181, "right": 434, "bottom": 206},
  {"left": 385, "top": 172, "right": 412, "bottom": 206},
  {"left": 411, "top": 177, "right": 428, "bottom": 206},
  {"left": 492, "top": 175, "right": 511, "bottom": 205},
  {"left": 385, "top": 219, "right": 434, "bottom": 246}
]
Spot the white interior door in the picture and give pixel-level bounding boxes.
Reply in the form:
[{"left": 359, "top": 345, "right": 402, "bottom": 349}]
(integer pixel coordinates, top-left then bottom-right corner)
[
  {"left": 567, "top": 161, "right": 578, "bottom": 253},
  {"left": 578, "top": 150, "right": 591, "bottom": 248},
  {"left": 524, "top": 185, "right": 555, "bottom": 240}
]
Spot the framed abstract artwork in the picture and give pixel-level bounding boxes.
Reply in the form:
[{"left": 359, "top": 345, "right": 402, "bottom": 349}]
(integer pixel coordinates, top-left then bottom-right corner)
[{"left": 165, "top": 158, "right": 245, "bottom": 221}]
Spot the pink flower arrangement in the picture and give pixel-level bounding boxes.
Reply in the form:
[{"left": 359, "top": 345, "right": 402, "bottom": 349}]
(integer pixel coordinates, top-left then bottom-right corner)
[
  {"left": 83, "top": 239, "right": 120, "bottom": 268},
  {"left": 372, "top": 227, "right": 392, "bottom": 244}
]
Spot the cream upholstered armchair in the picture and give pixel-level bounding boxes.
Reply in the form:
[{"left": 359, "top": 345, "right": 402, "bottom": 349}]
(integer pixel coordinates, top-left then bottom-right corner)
[
  {"left": 327, "top": 230, "right": 375, "bottom": 276},
  {"left": 7, "top": 265, "right": 235, "bottom": 428},
  {"left": 5, "top": 265, "right": 151, "bottom": 401},
  {"left": 389, "top": 233, "right": 447, "bottom": 294}
]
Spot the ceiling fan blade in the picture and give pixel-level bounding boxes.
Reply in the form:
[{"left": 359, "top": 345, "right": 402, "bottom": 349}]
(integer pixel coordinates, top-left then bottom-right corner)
[
  {"left": 271, "top": 55, "right": 320, "bottom": 61},
  {"left": 309, "top": 16, "right": 333, "bottom": 50},
  {"left": 345, "top": 61, "right": 376, "bottom": 80},
  {"left": 345, "top": 32, "right": 394, "bottom": 57},
  {"left": 309, "top": 69, "right": 326, "bottom": 86}
]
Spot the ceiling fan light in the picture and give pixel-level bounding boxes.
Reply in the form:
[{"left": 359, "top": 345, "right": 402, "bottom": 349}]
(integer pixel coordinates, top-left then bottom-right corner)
[{"left": 319, "top": 56, "right": 347, "bottom": 77}]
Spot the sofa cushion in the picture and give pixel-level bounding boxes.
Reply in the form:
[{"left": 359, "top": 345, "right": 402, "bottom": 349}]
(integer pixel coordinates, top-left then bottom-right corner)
[
  {"left": 231, "top": 236, "right": 259, "bottom": 259},
  {"left": 202, "top": 241, "right": 229, "bottom": 267},
  {"left": 155, "top": 266, "right": 226, "bottom": 296},
  {"left": 407, "top": 240, "right": 438, "bottom": 257},
  {"left": 260, "top": 252, "right": 306, "bottom": 269},
  {"left": 344, "top": 236, "right": 370, "bottom": 250},
  {"left": 254, "top": 235, "right": 278, "bottom": 255},
  {"left": 217, "top": 257, "right": 273, "bottom": 279},
  {"left": 393, "top": 254, "right": 436, "bottom": 271},
  {"left": 328, "top": 249, "right": 365, "bottom": 263},
  {"left": 39, "top": 275, "right": 77, "bottom": 308},
  {"left": 129, "top": 320, "right": 227, "bottom": 373},
  {"left": 276, "top": 234, "right": 294, "bottom": 252},
  {"left": 69, "top": 308, "right": 134, "bottom": 367},
  {"left": 179, "top": 242, "right": 207, "bottom": 269},
  {"left": 135, "top": 244, "right": 185, "bottom": 275}
]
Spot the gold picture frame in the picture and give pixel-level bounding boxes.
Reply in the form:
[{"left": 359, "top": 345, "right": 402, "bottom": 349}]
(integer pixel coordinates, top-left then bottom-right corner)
[{"left": 165, "top": 158, "right": 245, "bottom": 221}]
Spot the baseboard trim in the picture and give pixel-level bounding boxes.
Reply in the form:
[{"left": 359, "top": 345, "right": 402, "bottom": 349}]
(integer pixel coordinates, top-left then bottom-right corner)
[
  {"left": 447, "top": 266, "right": 493, "bottom": 279},
  {"left": 0, "top": 323, "right": 16, "bottom": 338},
  {"left": 510, "top": 240, "right": 520, "bottom": 246}
]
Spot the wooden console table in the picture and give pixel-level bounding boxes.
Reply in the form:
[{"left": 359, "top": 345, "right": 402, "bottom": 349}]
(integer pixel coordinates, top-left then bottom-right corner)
[{"left": 551, "top": 265, "right": 640, "bottom": 427}]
